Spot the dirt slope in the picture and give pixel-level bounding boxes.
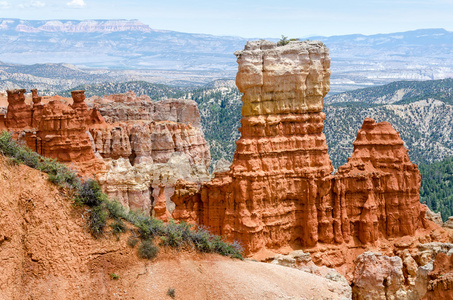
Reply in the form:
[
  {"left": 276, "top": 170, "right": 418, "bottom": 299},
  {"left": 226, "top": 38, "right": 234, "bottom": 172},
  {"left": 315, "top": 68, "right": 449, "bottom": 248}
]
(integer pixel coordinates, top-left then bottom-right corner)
[{"left": 0, "top": 156, "right": 350, "bottom": 300}]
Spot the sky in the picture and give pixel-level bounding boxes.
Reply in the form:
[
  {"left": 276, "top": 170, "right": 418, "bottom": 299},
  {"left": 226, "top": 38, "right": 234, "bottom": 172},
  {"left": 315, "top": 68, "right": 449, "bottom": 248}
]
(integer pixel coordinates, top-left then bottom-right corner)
[{"left": 0, "top": 0, "right": 452, "bottom": 38}]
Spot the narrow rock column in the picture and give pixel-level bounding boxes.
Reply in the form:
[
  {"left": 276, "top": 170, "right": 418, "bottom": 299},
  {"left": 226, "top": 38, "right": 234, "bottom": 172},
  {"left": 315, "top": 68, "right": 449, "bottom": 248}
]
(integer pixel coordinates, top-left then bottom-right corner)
[{"left": 173, "top": 40, "right": 334, "bottom": 253}]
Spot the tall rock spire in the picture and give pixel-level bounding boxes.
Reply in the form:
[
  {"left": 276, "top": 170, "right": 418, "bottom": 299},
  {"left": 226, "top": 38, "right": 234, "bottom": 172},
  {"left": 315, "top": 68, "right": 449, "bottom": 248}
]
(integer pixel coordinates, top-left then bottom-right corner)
[{"left": 173, "top": 40, "right": 335, "bottom": 253}]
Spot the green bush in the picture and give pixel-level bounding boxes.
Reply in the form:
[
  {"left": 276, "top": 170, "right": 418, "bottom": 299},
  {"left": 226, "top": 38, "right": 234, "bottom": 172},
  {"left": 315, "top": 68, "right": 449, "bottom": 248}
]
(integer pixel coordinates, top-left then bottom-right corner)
[
  {"left": 42, "top": 159, "right": 79, "bottom": 187},
  {"left": 110, "top": 218, "right": 126, "bottom": 235},
  {"left": 89, "top": 205, "right": 108, "bottom": 237},
  {"left": 106, "top": 200, "right": 128, "bottom": 219},
  {"left": 127, "top": 212, "right": 164, "bottom": 239},
  {"left": 189, "top": 227, "right": 214, "bottom": 253},
  {"left": 138, "top": 240, "right": 159, "bottom": 260},
  {"left": 127, "top": 236, "right": 139, "bottom": 248},
  {"left": 76, "top": 179, "right": 107, "bottom": 207},
  {"left": 160, "top": 220, "right": 185, "bottom": 248}
]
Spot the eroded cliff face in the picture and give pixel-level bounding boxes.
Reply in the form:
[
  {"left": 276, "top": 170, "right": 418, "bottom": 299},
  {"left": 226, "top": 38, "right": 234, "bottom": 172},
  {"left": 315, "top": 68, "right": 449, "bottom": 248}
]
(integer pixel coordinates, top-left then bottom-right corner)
[
  {"left": 333, "top": 118, "right": 425, "bottom": 245},
  {"left": 173, "top": 40, "right": 335, "bottom": 253},
  {"left": 85, "top": 92, "right": 211, "bottom": 217},
  {"left": 172, "top": 40, "right": 433, "bottom": 258},
  {"left": 4, "top": 89, "right": 104, "bottom": 173},
  {"left": 2, "top": 89, "right": 211, "bottom": 217}
]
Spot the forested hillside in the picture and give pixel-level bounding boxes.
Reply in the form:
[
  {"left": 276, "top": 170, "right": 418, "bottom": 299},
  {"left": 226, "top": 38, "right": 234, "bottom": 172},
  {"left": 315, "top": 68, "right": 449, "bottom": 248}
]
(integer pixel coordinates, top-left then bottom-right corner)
[
  {"left": 324, "top": 99, "right": 453, "bottom": 168},
  {"left": 326, "top": 78, "right": 453, "bottom": 105},
  {"left": 419, "top": 156, "right": 453, "bottom": 221},
  {"left": 61, "top": 81, "right": 188, "bottom": 100},
  {"left": 189, "top": 86, "right": 242, "bottom": 169}
]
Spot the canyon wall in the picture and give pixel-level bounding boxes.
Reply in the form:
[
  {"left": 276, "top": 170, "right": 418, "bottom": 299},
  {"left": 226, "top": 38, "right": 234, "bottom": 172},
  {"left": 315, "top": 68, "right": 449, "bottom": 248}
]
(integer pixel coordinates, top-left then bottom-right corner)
[
  {"left": 172, "top": 40, "right": 429, "bottom": 255},
  {"left": 2, "top": 89, "right": 211, "bottom": 217},
  {"left": 86, "top": 92, "right": 211, "bottom": 219},
  {"left": 1, "top": 41, "right": 435, "bottom": 256}
]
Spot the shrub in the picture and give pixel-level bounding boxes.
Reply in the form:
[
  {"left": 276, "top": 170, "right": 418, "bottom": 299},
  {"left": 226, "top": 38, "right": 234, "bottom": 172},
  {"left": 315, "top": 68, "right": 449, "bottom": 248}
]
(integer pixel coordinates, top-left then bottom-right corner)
[
  {"left": 167, "top": 287, "right": 175, "bottom": 299},
  {"left": 76, "top": 179, "right": 106, "bottom": 207},
  {"left": 39, "top": 157, "right": 80, "bottom": 187},
  {"left": 110, "top": 273, "right": 119, "bottom": 280},
  {"left": 138, "top": 240, "right": 159, "bottom": 260},
  {"left": 161, "top": 220, "right": 185, "bottom": 248},
  {"left": 127, "top": 236, "right": 139, "bottom": 248},
  {"left": 128, "top": 212, "right": 164, "bottom": 239},
  {"left": 106, "top": 200, "right": 128, "bottom": 219},
  {"left": 110, "top": 218, "right": 126, "bottom": 235},
  {"left": 277, "top": 35, "right": 300, "bottom": 46},
  {"left": 189, "top": 226, "right": 213, "bottom": 253},
  {"left": 89, "top": 205, "right": 108, "bottom": 237}
]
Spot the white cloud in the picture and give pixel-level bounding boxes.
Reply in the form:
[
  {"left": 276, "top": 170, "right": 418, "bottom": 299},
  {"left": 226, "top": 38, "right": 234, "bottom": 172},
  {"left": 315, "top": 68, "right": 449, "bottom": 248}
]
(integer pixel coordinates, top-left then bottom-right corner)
[
  {"left": 67, "top": 0, "right": 86, "bottom": 8},
  {"left": 18, "top": 1, "right": 45, "bottom": 8},
  {"left": 31, "top": 1, "right": 45, "bottom": 7},
  {"left": 0, "top": 1, "right": 10, "bottom": 8}
]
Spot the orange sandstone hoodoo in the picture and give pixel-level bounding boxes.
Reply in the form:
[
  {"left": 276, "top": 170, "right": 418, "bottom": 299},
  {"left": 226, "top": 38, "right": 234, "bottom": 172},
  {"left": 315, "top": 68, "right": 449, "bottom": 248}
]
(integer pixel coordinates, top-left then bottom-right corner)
[
  {"left": 5, "top": 89, "right": 105, "bottom": 167},
  {"left": 172, "top": 40, "right": 428, "bottom": 254}
]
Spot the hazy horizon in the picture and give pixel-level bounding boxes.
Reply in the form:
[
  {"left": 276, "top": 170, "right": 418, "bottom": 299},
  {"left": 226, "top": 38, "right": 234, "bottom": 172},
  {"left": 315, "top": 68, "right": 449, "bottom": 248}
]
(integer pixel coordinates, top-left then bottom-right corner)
[{"left": 1, "top": 0, "right": 452, "bottom": 38}]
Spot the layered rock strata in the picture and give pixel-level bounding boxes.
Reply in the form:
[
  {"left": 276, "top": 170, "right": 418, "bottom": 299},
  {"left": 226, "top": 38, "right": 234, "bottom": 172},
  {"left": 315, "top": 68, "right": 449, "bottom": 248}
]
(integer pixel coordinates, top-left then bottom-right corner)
[
  {"left": 85, "top": 92, "right": 211, "bottom": 215},
  {"left": 172, "top": 40, "right": 430, "bottom": 256},
  {"left": 333, "top": 118, "right": 424, "bottom": 245},
  {"left": 3, "top": 89, "right": 211, "bottom": 216},
  {"left": 173, "top": 40, "right": 334, "bottom": 253},
  {"left": 4, "top": 89, "right": 103, "bottom": 166}
]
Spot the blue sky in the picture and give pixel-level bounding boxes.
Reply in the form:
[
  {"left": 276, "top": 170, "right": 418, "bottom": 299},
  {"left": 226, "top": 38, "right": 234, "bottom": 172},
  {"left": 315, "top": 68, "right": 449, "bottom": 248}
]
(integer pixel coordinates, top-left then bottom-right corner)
[{"left": 1, "top": 0, "right": 452, "bottom": 37}]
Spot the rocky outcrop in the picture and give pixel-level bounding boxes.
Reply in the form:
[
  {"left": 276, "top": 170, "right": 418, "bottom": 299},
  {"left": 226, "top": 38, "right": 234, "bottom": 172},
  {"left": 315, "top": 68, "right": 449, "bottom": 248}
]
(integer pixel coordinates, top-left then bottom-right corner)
[
  {"left": 351, "top": 242, "right": 453, "bottom": 300},
  {"left": 5, "top": 89, "right": 31, "bottom": 128},
  {"left": 4, "top": 89, "right": 104, "bottom": 172},
  {"left": 173, "top": 40, "right": 333, "bottom": 254},
  {"left": 333, "top": 118, "right": 424, "bottom": 245},
  {"left": 2, "top": 89, "right": 211, "bottom": 216},
  {"left": 271, "top": 250, "right": 352, "bottom": 298},
  {"left": 352, "top": 252, "right": 407, "bottom": 300},
  {"left": 424, "top": 252, "right": 453, "bottom": 299},
  {"left": 172, "top": 40, "right": 430, "bottom": 256},
  {"left": 85, "top": 92, "right": 211, "bottom": 215}
]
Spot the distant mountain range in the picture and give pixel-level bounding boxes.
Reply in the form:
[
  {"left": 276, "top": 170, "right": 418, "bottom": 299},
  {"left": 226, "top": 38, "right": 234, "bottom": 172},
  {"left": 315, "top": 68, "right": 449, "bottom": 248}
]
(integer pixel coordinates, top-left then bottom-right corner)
[
  {"left": 0, "top": 19, "right": 453, "bottom": 92},
  {"left": 0, "top": 19, "right": 154, "bottom": 33}
]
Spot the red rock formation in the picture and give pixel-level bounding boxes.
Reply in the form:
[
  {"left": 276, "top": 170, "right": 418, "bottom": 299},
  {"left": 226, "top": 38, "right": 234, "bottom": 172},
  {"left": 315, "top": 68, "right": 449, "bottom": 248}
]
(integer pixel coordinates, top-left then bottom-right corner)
[
  {"left": 334, "top": 118, "right": 424, "bottom": 245},
  {"left": 424, "top": 253, "right": 453, "bottom": 299},
  {"left": 173, "top": 40, "right": 334, "bottom": 253},
  {"left": 5, "top": 89, "right": 32, "bottom": 128},
  {"left": 31, "top": 89, "right": 44, "bottom": 128},
  {"left": 172, "top": 40, "right": 430, "bottom": 256},
  {"left": 4, "top": 89, "right": 105, "bottom": 174},
  {"left": 0, "top": 111, "right": 6, "bottom": 130}
]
